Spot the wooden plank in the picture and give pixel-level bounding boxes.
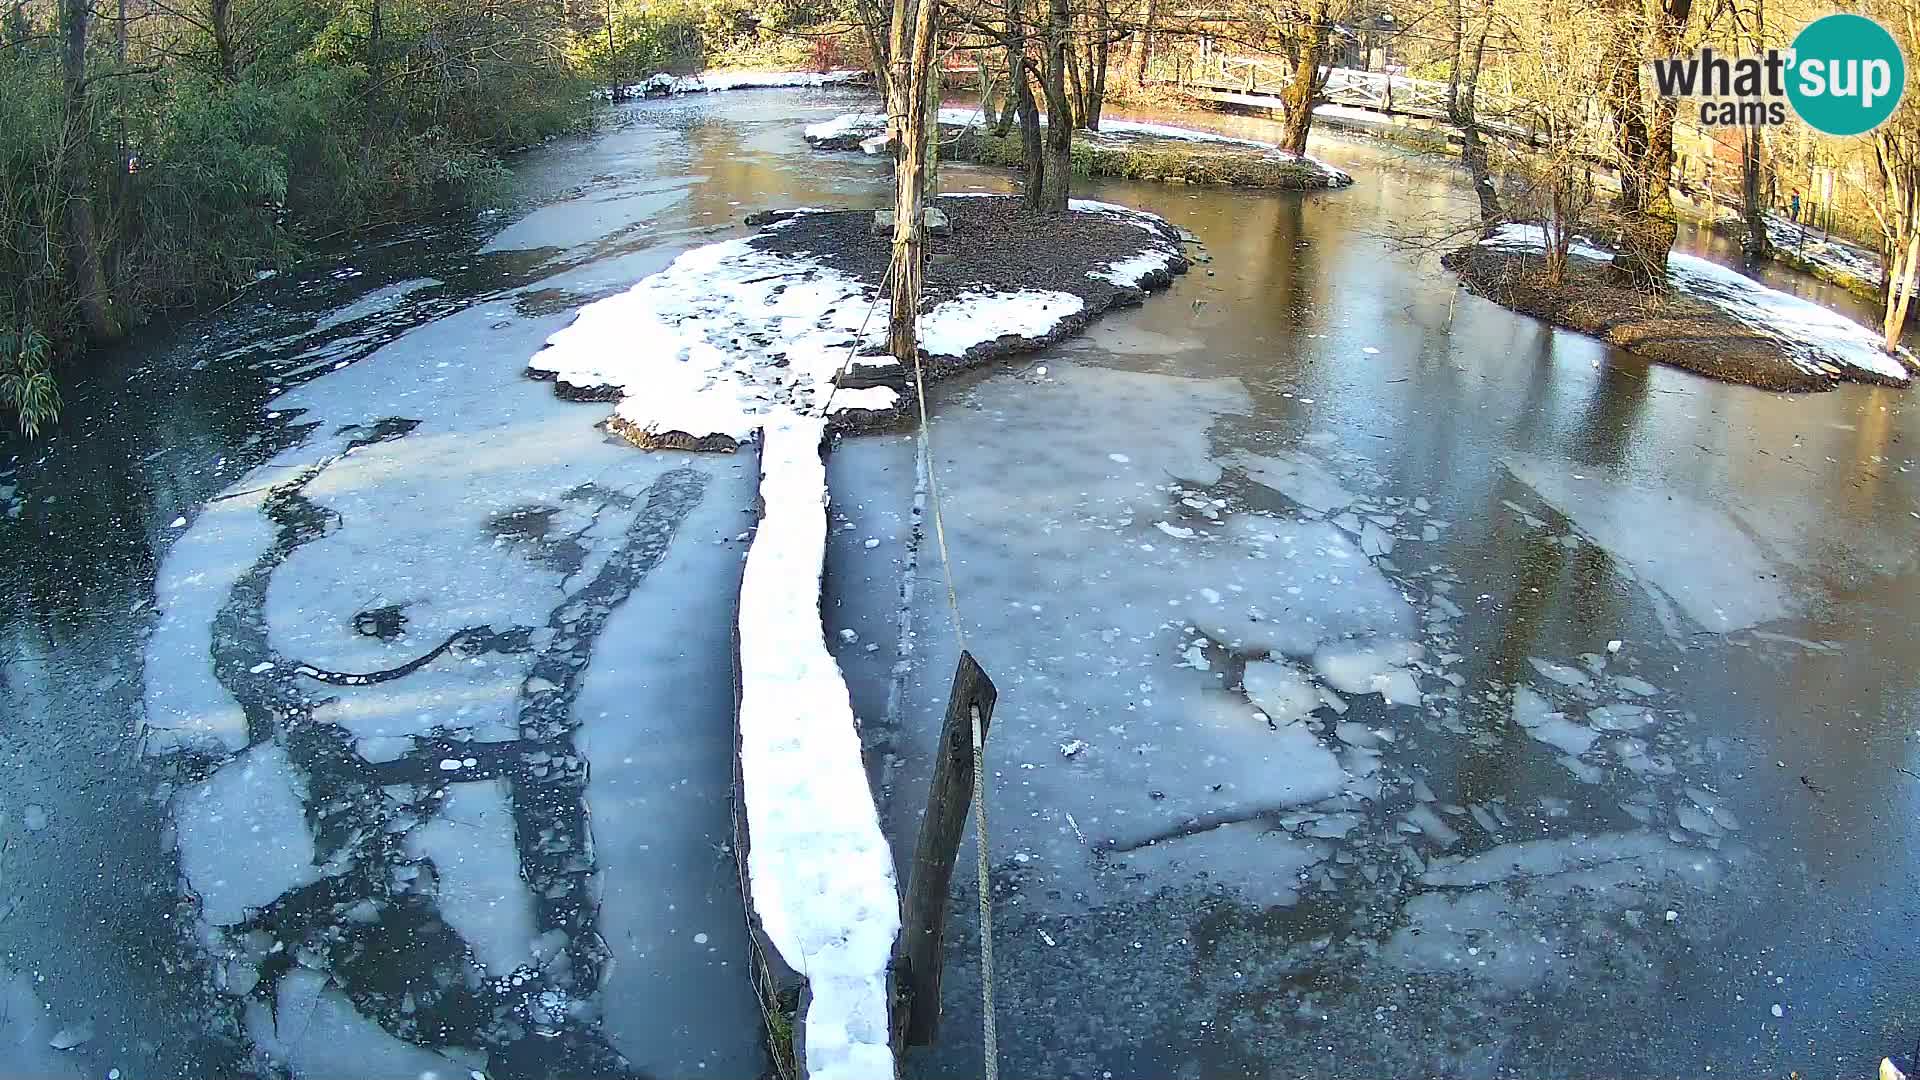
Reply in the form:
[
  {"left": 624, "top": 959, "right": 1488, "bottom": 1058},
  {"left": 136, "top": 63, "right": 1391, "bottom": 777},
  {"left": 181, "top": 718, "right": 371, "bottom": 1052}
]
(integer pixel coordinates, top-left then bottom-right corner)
[{"left": 895, "top": 650, "right": 998, "bottom": 1048}]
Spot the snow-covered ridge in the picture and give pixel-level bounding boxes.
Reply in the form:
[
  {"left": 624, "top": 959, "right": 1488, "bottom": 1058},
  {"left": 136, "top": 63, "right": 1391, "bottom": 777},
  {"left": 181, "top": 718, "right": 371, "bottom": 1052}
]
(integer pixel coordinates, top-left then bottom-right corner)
[
  {"left": 1483, "top": 223, "right": 1912, "bottom": 385},
  {"left": 738, "top": 418, "right": 899, "bottom": 1080},
  {"left": 804, "top": 108, "right": 1354, "bottom": 183},
  {"left": 603, "top": 69, "right": 865, "bottom": 100}
]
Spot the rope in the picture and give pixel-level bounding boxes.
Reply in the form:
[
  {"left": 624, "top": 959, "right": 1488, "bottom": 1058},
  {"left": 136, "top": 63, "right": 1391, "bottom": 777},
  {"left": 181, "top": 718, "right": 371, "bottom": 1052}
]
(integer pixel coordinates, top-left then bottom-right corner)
[
  {"left": 907, "top": 316, "right": 997, "bottom": 1080},
  {"left": 818, "top": 260, "right": 897, "bottom": 420}
]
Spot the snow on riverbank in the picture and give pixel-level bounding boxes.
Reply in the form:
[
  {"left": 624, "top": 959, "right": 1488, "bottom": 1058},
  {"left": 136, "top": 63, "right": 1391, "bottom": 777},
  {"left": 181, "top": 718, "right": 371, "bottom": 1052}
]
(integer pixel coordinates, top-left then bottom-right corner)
[
  {"left": 1483, "top": 223, "right": 1912, "bottom": 385},
  {"left": 803, "top": 108, "right": 1354, "bottom": 184},
  {"left": 738, "top": 418, "right": 898, "bottom": 1080},
  {"left": 604, "top": 69, "right": 865, "bottom": 99},
  {"left": 1744, "top": 211, "right": 1884, "bottom": 288}
]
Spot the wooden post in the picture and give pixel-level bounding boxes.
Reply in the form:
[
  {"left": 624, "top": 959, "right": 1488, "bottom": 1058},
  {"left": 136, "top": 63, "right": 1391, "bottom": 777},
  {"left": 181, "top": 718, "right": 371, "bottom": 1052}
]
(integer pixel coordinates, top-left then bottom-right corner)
[{"left": 895, "top": 650, "right": 997, "bottom": 1048}]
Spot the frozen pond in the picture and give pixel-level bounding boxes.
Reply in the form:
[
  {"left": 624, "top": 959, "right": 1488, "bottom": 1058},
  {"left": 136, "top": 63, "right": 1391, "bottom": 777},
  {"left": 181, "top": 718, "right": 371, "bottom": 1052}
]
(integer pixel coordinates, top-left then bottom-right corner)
[{"left": 0, "top": 86, "right": 1917, "bottom": 1079}]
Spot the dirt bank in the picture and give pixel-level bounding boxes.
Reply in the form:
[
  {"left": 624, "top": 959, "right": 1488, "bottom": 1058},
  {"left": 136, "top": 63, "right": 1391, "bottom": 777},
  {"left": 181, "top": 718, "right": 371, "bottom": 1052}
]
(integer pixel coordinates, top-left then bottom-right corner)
[{"left": 755, "top": 193, "right": 1191, "bottom": 431}]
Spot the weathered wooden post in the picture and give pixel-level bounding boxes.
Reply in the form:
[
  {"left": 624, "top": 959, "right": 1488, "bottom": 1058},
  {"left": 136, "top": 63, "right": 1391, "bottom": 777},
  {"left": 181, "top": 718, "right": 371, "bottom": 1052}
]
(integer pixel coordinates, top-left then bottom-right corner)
[{"left": 894, "top": 650, "right": 997, "bottom": 1048}]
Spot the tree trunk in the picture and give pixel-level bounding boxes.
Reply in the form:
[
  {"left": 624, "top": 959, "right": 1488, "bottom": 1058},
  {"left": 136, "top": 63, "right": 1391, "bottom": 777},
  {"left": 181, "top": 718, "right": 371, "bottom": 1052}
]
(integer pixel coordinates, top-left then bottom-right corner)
[
  {"left": 1278, "top": 0, "right": 1331, "bottom": 156},
  {"left": 1131, "top": 0, "right": 1156, "bottom": 86},
  {"left": 1886, "top": 227, "right": 1918, "bottom": 351},
  {"left": 61, "top": 0, "right": 116, "bottom": 343},
  {"left": 1064, "top": 31, "right": 1086, "bottom": 128},
  {"left": 1450, "top": 2, "right": 1500, "bottom": 231},
  {"left": 1739, "top": 0, "right": 1769, "bottom": 258},
  {"left": 211, "top": 0, "right": 236, "bottom": 80},
  {"left": 1039, "top": 0, "right": 1074, "bottom": 211},
  {"left": 1016, "top": 54, "right": 1045, "bottom": 209},
  {"left": 1085, "top": 0, "right": 1109, "bottom": 130},
  {"left": 1610, "top": 0, "right": 1692, "bottom": 288},
  {"left": 1444, "top": 0, "right": 1462, "bottom": 116},
  {"left": 886, "top": 0, "right": 940, "bottom": 366}
]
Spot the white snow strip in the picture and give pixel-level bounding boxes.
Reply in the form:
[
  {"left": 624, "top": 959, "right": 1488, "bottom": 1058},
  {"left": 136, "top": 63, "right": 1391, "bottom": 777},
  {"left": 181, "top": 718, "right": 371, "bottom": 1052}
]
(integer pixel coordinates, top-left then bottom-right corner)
[
  {"left": 615, "top": 69, "right": 865, "bottom": 98},
  {"left": 737, "top": 418, "right": 899, "bottom": 1080},
  {"left": 1483, "top": 223, "right": 1911, "bottom": 383},
  {"left": 808, "top": 110, "right": 1352, "bottom": 182}
]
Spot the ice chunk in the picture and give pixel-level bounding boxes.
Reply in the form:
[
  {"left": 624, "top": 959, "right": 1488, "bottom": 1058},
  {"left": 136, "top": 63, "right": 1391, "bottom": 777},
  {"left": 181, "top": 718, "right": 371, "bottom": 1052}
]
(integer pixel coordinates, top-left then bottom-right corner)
[
  {"left": 1241, "top": 660, "right": 1319, "bottom": 725},
  {"left": 404, "top": 779, "right": 537, "bottom": 976},
  {"left": 1506, "top": 455, "right": 1800, "bottom": 633},
  {"left": 1404, "top": 804, "right": 1462, "bottom": 849},
  {"left": 173, "top": 742, "right": 317, "bottom": 925},
  {"left": 1529, "top": 716, "right": 1600, "bottom": 756},
  {"left": 1588, "top": 704, "right": 1654, "bottom": 731},
  {"left": 1313, "top": 639, "right": 1422, "bottom": 705},
  {"left": 1231, "top": 450, "right": 1356, "bottom": 514},
  {"left": 1528, "top": 657, "right": 1590, "bottom": 687},
  {"left": 1510, "top": 685, "right": 1559, "bottom": 729}
]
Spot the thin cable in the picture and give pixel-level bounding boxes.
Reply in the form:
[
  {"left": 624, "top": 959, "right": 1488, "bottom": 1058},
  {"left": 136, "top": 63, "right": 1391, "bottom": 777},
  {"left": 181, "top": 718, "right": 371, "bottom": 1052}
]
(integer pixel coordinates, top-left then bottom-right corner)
[{"left": 907, "top": 313, "right": 996, "bottom": 1080}]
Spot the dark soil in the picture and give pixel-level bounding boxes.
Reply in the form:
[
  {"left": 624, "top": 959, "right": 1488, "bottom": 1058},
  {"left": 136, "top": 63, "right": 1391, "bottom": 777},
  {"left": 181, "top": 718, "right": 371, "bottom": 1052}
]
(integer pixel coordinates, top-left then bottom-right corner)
[
  {"left": 1443, "top": 244, "right": 1908, "bottom": 392},
  {"left": 751, "top": 194, "right": 1189, "bottom": 429}
]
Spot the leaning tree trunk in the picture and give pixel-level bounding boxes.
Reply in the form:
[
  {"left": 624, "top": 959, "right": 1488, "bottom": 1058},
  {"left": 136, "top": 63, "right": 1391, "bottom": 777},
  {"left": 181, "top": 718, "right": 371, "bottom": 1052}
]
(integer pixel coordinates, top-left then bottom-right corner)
[
  {"left": 1279, "top": 0, "right": 1331, "bottom": 156},
  {"left": 1039, "top": 0, "right": 1075, "bottom": 211},
  {"left": 60, "top": 0, "right": 116, "bottom": 343}
]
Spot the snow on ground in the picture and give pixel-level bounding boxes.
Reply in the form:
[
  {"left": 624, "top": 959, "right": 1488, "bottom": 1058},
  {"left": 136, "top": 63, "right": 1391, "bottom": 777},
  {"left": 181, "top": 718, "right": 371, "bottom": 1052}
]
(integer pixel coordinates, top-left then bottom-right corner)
[
  {"left": 1483, "top": 223, "right": 1912, "bottom": 384},
  {"left": 1747, "top": 211, "right": 1885, "bottom": 288},
  {"left": 804, "top": 109, "right": 1354, "bottom": 183},
  {"left": 737, "top": 418, "right": 898, "bottom": 1080},
  {"left": 530, "top": 201, "right": 1182, "bottom": 444},
  {"left": 1504, "top": 453, "right": 1800, "bottom": 635}
]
